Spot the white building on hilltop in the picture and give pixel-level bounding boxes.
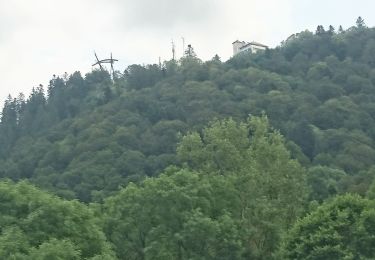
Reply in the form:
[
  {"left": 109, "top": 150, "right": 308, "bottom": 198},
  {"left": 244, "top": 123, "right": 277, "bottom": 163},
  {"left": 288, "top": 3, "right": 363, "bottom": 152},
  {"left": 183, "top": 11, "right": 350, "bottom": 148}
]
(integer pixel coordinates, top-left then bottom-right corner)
[{"left": 232, "top": 40, "right": 268, "bottom": 55}]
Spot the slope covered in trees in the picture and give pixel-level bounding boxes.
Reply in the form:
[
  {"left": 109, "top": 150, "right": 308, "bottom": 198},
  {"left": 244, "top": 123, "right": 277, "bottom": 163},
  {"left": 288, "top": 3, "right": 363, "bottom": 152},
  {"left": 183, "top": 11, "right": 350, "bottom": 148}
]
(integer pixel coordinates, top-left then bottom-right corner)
[
  {"left": 1, "top": 18, "right": 375, "bottom": 258},
  {"left": 2, "top": 20, "right": 375, "bottom": 202}
]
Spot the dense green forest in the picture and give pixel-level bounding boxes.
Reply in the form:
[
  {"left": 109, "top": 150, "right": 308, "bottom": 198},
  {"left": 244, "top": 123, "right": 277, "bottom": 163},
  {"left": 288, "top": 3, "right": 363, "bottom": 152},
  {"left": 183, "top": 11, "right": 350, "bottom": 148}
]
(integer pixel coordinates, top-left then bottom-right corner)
[{"left": 2, "top": 18, "right": 375, "bottom": 258}]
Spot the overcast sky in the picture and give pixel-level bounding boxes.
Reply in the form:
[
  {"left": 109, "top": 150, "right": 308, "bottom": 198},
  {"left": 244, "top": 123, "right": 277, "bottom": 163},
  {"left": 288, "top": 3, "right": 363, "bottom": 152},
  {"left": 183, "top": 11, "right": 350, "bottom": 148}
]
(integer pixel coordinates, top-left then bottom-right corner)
[{"left": 1, "top": 0, "right": 374, "bottom": 105}]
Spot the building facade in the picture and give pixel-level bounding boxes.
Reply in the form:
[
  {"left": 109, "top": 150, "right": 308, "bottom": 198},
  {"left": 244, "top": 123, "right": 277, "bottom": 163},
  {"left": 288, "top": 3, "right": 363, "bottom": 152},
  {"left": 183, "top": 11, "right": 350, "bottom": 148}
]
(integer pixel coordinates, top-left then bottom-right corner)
[{"left": 232, "top": 40, "right": 268, "bottom": 55}]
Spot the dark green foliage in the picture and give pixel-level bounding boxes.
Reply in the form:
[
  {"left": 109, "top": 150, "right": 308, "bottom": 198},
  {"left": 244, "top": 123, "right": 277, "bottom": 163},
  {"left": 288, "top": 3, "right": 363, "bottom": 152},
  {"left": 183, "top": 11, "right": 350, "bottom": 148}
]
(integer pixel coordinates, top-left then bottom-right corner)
[
  {"left": 124, "top": 64, "right": 164, "bottom": 90},
  {"left": 282, "top": 194, "right": 375, "bottom": 259},
  {"left": 0, "top": 181, "right": 114, "bottom": 259},
  {"left": 103, "top": 169, "right": 243, "bottom": 260},
  {"left": 2, "top": 23, "right": 375, "bottom": 202},
  {"left": 0, "top": 20, "right": 375, "bottom": 258},
  {"left": 307, "top": 166, "right": 346, "bottom": 202},
  {"left": 103, "top": 116, "right": 307, "bottom": 259}
]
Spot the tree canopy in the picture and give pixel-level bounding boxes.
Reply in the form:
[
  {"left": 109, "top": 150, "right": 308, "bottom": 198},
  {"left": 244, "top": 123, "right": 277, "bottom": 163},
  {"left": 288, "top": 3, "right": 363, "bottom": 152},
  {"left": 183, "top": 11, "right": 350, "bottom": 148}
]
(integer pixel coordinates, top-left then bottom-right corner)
[
  {"left": 103, "top": 115, "right": 306, "bottom": 259},
  {"left": 0, "top": 17, "right": 375, "bottom": 258},
  {"left": 0, "top": 181, "right": 114, "bottom": 259},
  {"left": 282, "top": 194, "right": 375, "bottom": 259}
]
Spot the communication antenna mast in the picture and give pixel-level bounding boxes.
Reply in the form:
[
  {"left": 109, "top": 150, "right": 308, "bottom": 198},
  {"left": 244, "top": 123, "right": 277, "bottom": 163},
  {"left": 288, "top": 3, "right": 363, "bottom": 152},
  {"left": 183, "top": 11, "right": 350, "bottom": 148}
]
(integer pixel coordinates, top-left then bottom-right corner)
[
  {"left": 181, "top": 37, "right": 185, "bottom": 57},
  {"left": 92, "top": 51, "right": 119, "bottom": 80},
  {"left": 110, "top": 52, "right": 115, "bottom": 77},
  {"left": 94, "top": 52, "right": 104, "bottom": 71},
  {"left": 171, "top": 40, "right": 176, "bottom": 60}
]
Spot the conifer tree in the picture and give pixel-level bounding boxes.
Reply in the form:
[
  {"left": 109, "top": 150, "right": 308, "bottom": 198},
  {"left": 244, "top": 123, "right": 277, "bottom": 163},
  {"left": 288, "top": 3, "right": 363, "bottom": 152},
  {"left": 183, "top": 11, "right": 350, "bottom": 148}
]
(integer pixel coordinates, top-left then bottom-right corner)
[{"left": 356, "top": 16, "right": 366, "bottom": 28}]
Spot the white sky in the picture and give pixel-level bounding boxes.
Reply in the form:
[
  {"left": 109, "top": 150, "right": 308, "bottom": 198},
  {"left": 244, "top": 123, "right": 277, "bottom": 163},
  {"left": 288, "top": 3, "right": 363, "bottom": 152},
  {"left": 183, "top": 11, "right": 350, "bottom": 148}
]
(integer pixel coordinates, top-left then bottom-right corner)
[{"left": 0, "top": 0, "right": 374, "bottom": 105}]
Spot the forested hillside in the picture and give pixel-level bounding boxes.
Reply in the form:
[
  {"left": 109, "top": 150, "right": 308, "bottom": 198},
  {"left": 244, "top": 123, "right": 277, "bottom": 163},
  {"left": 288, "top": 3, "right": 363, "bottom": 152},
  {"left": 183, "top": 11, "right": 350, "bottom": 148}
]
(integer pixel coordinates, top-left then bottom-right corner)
[{"left": 2, "top": 18, "right": 375, "bottom": 259}]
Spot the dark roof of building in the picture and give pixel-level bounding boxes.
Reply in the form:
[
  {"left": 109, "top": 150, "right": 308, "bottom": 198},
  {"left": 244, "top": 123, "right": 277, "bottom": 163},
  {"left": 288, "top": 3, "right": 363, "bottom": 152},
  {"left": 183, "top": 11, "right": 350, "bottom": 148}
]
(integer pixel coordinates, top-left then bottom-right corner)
[{"left": 232, "top": 40, "right": 247, "bottom": 44}]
